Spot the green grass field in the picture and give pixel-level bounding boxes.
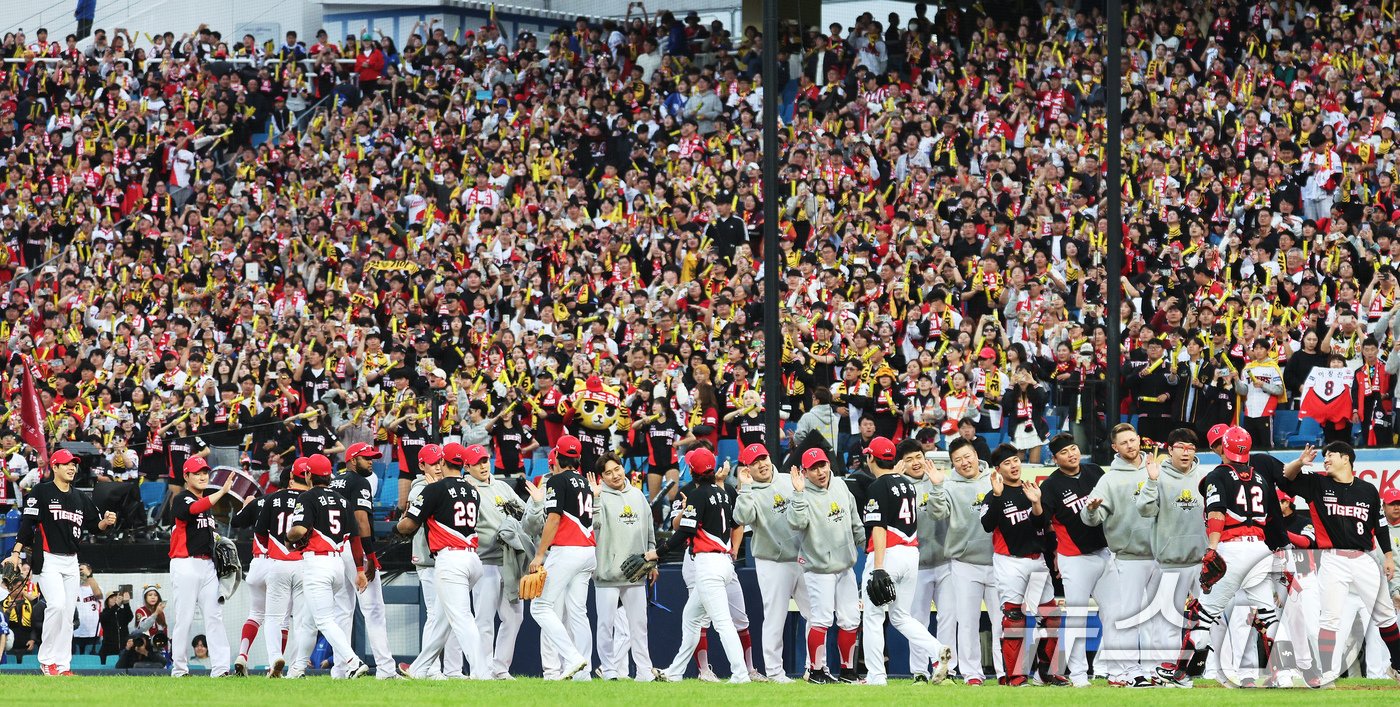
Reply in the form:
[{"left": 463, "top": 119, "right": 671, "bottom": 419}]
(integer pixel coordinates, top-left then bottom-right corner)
[{"left": 1, "top": 675, "right": 1397, "bottom": 705}]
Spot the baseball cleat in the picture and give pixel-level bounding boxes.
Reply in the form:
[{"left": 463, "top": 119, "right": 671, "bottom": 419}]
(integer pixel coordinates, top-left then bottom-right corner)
[
  {"left": 1388, "top": 666, "right": 1400, "bottom": 687},
  {"left": 965, "top": 677, "right": 985, "bottom": 686},
  {"left": 837, "top": 668, "right": 860, "bottom": 684},
  {"left": 233, "top": 659, "right": 248, "bottom": 677},
  {"left": 561, "top": 660, "right": 589, "bottom": 680},
  {"left": 347, "top": 660, "right": 371, "bottom": 679},
  {"left": 1038, "top": 672, "right": 1072, "bottom": 687},
  {"left": 911, "top": 674, "right": 929, "bottom": 683},
  {"left": 749, "top": 670, "right": 769, "bottom": 682},
  {"left": 269, "top": 659, "right": 285, "bottom": 678},
  {"left": 728, "top": 673, "right": 751, "bottom": 684},
  {"left": 651, "top": 668, "right": 672, "bottom": 682},
  {"left": 805, "top": 668, "right": 835, "bottom": 684},
  {"left": 931, "top": 646, "right": 953, "bottom": 684},
  {"left": 769, "top": 674, "right": 794, "bottom": 683},
  {"left": 698, "top": 666, "right": 721, "bottom": 682},
  {"left": 998, "top": 675, "right": 1029, "bottom": 687},
  {"left": 39, "top": 664, "right": 60, "bottom": 676}
]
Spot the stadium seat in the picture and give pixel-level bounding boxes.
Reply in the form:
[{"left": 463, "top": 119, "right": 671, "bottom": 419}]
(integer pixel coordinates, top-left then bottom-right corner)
[
  {"left": 139, "top": 480, "right": 166, "bottom": 511},
  {"left": 1287, "top": 418, "right": 1322, "bottom": 447},
  {"left": 1272, "top": 409, "right": 1299, "bottom": 448}
]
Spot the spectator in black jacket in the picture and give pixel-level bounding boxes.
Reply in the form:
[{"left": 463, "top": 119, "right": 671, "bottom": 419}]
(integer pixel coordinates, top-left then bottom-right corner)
[
  {"left": 116, "top": 635, "right": 166, "bottom": 669},
  {"left": 99, "top": 590, "right": 134, "bottom": 664}
]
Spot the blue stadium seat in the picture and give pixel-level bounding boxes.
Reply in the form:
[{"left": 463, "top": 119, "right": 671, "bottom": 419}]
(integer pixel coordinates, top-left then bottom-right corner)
[
  {"left": 1272, "top": 409, "right": 1299, "bottom": 448},
  {"left": 139, "top": 480, "right": 166, "bottom": 511},
  {"left": 1287, "top": 417, "right": 1322, "bottom": 447}
]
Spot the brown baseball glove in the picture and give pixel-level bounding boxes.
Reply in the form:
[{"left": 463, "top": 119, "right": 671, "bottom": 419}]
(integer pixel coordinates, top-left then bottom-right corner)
[{"left": 518, "top": 568, "right": 547, "bottom": 600}]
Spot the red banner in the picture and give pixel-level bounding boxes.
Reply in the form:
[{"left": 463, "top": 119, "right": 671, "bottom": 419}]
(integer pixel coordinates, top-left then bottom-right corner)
[{"left": 17, "top": 355, "right": 48, "bottom": 473}]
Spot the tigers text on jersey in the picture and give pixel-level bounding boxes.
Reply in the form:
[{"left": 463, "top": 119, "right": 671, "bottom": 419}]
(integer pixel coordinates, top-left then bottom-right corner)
[
  {"left": 1037, "top": 464, "right": 1108, "bottom": 556},
  {"left": 1201, "top": 463, "right": 1277, "bottom": 542},
  {"left": 675, "top": 482, "right": 734, "bottom": 554},
  {"left": 170, "top": 490, "right": 217, "bottom": 559},
  {"left": 979, "top": 484, "right": 1048, "bottom": 558},
  {"left": 862, "top": 474, "right": 920, "bottom": 551},
  {"left": 544, "top": 471, "right": 595, "bottom": 546},
  {"left": 1286, "top": 473, "right": 1392, "bottom": 553},
  {"left": 290, "top": 487, "right": 354, "bottom": 553},
  {"left": 256, "top": 489, "right": 305, "bottom": 560},
  {"left": 17, "top": 481, "right": 105, "bottom": 556},
  {"left": 406, "top": 477, "right": 482, "bottom": 554}
]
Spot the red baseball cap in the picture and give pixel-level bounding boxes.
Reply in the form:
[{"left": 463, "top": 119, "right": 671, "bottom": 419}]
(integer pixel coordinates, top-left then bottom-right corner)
[
  {"left": 418, "top": 444, "right": 445, "bottom": 466},
  {"left": 291, "top": 457, "right": 312, "bottom": 477},
  {"left": 462, "top": 444, "right": 489, "bottom": 466},
  {"left": 739, "top": 443, "right": 769, "bottom": 466},
  {"left": 442, "top": 442, "right": 468, "bottom": 466},
  {"left": 345, "top": 442, "right": 382, "bottom": 462},
  {"left": 1276, "top": 489, "right": 1293, "bottom": 504},
  {"left": 978, "top": 347, "right": 996, "bottom": 360},
  {"left": 183, "top": 457, "right": 211, "bottom": 475},
  {"left": 555, "top": 435, "right": 582, "bottom": 458},
  {"left": 801, "top": 448, "right": 829, "bottom": 469},
  {"left": 308, "top": 454, "right": 334, "bottom": 478},
  {"left": 684, "top": 447, "right": 716, "bottom": 474},
  {"left": 50, "top": 449, "right": 78, "bottom": 466},
  {"left": 864, "top": 436, "right": 896, "bottom": 461},
  {"left": 1382, "top": 488, "right": 1400, "bottom": 505},
  {"left": 1206, "top": 424, "right": 1230, "bottom": 447}
]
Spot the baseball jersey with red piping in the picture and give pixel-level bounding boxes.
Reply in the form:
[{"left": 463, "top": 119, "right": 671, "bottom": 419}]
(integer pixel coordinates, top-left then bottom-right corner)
[
  {"left": 170, "top": 490, "right": 216, "bottom": 558},
  {"left": 255, "top": 488, "right": 305, "bottom": 561},
  {"left": 1286, "top": 473, "right": 1391, "bottom": 553},
  {"left": 544, "top": 471, "right": 595, "bottom": 546},
  {"left": 17, "top": 481, "right": 102, "bottom": 555},
  {"left": 1037, "top": 464, "right": 1108, "bottom": 555},
  {"left": 980, "top": 483, "right": 1049, "bottom": 558},
  {"left": 675, "top": 482, "right": 734, "bottom": 554},
  {"left": 289, "top": 487, "right": 353, "bottom": 553},
  {"left": 405, "top": 477, "right": 481, "bottom": 553},
  {"left": 863, "top": 473, "right": 920, "bottom": 551},
  {"left": 1201, "top": 463, "right": 1275, "bottom": 542}
]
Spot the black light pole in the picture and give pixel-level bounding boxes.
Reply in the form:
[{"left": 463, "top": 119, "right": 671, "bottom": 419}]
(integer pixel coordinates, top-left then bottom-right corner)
[
  {"left": 1105, "top": 0, "right": 1123, "bottom": 441},
  {"left": 761, "top": 0, "right": 782, "bottom": 457}
]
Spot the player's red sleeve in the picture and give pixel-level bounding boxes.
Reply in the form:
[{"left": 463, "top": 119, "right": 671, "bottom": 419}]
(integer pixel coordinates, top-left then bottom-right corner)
[
  {"left": 350, "top": 535, "right": 365, "bottom": 567},
  {"left": 1285, "top": 531, "right": 1313, "bottom": 548},
  {"left": 190, "top": 496, "right": 214, "bottom": 514}
]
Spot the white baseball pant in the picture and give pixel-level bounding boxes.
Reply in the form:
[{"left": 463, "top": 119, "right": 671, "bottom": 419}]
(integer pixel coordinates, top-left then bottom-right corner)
[
  {"left": 419, "top": 565, "right": 464, "bottom": 677},
  {"left": 298, "top": 553, "right": 362, "bottom": 676},
  {"left": 1099, "top": 557, "right": 1162, "bottom": 680},
  {"left": 1318, "top": 551, "right": 1398, "bottom": 675},
  {"left": 596, "top": 583, "right": 654, "bottom": 680},
  {"left": 531, "top": 545, "right": 596, "bottom": 680},
  {"left": 411, "top": 549, "right": 488, "bottom": 679},
  {"left": 1276, "top": 567, "right": 1319, "bottom": 671},
  {"left": 35, "top": 553, "right": 79, "bottom": 672},
  {"left": 1057, "top": 549, "right": 1116, "bottom": 683},
  {"left": 664, "top": 552, "right": 747, "bottom": 680},
  {"left": 754, "top": 558, "right": 808, "bottom": 678},
  {"left": 1151, "top": 565, "right": 1200, "bottom": 668},
  {"left": 262, "top": 559, "right": 302, "bottom": 668},
  {"left": 169, "top": 556, "right": 231, "bottom": 677},
  {"left": 681, "top": 552, "right": 750, "bottom": 629},
  {"left": 862, "top": 545, "right": 949, "bottom": 684},
  {"left": 908, "top": 562, "right": 955, "bottom": 677},
  {"left": 803, "top": 568, "right": 859, "bottom": 671},
  {"left": 948, "top": 559, "right": 1004, "bottom": 681},
  {"left": 336, "top": 551, "right": 395, "bottom": 678},
  {"left": 239, "top": 557, "right": 269, "bottom": 660},
  {"left": 472, "top": 562, "right": 524, "bottom": 678}
]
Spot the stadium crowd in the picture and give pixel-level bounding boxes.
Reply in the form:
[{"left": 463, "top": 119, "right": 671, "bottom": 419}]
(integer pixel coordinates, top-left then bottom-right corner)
[{"left": 0, "top": 0, "right": 1397, "bottom": 520}]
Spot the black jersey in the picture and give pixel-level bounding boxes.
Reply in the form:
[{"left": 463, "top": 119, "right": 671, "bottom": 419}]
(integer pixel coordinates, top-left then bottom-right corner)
[
  {"left": 170, "top": 490, "right": 217, "bottom": 559},
  {"left": 329, "top": 471, "right": 375, "bottom": 532},
  {"left": 406, "top": 477, "right": 482, "bottom": 553},
  {"left": 645, "top": 417, "right": 682, "bottom": 468},
  {"left": 572, "top": 426, "right": 609, "bottom": 473},
  {"left": 17, "top": 482, "right": 106, "bottom": 562},
  {"left": 290, "top": 487, "right": 354, "bottom": 553},
  {"left": 165, "top": 435, "right": 208, "bottom": 482},
  {"left": 491, "top": 422, "right": 534, "bottom": 475},
  {"left": 395, "top": 426, "right": 432, "bottom": 478},
  {"left": 231, "top": 497, "right": 268, "bottom": 557},
  {"left": 1287, "top": 473, "right": 1391, "bottom": 553},
  {"left": 544, "top": 470, "right": 595, "bottom": 547},
  {"left": 1038, "top": 464, "right": 1108, "bottom": 556},
  {"left": 862, "top": 473, "right": 920, "bottom": 550},
  {"left": 980, "top": 483, "right": 1049, "bottom": 558},
  {"left": 665, "top": 480, "right": 734, "bottom": 555},
  {"left": 1201, "top": 462, "right": 1281, "bottom": 542},
  {"left": 735, "top": 416, "right": 765, "bottom": 448},
  {"left": 295, "top": 424, "right": 339, "bottom": 458},
  {"left": 255, "top": 488, "right": 304, "bottom": 561}
]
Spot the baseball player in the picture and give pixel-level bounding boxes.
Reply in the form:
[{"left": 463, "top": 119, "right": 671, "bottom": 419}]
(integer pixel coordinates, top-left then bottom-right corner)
[
  {"left": 529, "top": 434, "right": 597, "bottom": 681},
  {"left": 328, "top": 444, "right": 398, "bottom": 678},
  {"left": 901, "top": 439, "right": 956, "bottom": 683},
  {"left": 786, "top": 448, "right": 864, "bottom": 683},
  {"left": 1162, "top": 426, "right": 1285, "bottom": 688},
  {"left": 860, "top": 436, "right": 953, "bottom": 686},
  {"left": 927, "top": 436, "right": 1005, "bottom": 684},
  {"left": 593, "top": 452, "right": 657, "bottom": 681},
  {"left": 284, "top": 451, "right": 370, "bottom": 679},
  {"left": 230, "top": 492, "right": 271, "bottom": 677},
  {"left": 733, "top": 442, "right": 806, "bottom": 683},
  {"left": 397, "top": 444, "right": 490, "bottom": 680},
  {"left": 168, "top": 457, "right": 235, "bottom": 678},
  {"left": 1282, "top": 442, "right": 1400, "bottom": 684},
  {"left": 1080, "top": 424, "right": 1162, "bottom": 687},
  {"left": 646, "top": 447, "right": 749, "bottom": 683},
  {"left": 981, "top": 444, "right": 1059, "bottom": 687},
  {"left": 1036, "top": 433, "right": 1108, "bottom": 687},
  {"left": 465, "top": 441, "right": 539, "bottom": 679},
  {"left": 4, "top": 449, "right": 117, "bottom": 676},
  {"left": 406, "top": 444, "right": 460, "bottom": 679},
  {"left": 252, "top": 458, "right": 311, "bottom": 677},
  {"left": 1136, "top": 428, "right": 1209, "bottom": 686},
  {"left": 1386, "top": 489, "right": 1400, "bottom": 606}
]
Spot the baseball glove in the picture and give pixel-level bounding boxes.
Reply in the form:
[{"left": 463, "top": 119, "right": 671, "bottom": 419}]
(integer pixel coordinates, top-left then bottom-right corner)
[
  {"left": 1, "top": 559, "right": 22, "bottom": 587},
  {"left": 865, "top": 568, "right": 896, "bottom": 606},
  {"left": 501, "top": 499, "right": 526, "bottom": 520},
  {"left": 213, "top": 537, "right": 244, "bottom": 595},
  {"left": 519, "top": 568, "right": 547, "bottom": 600},
  {"left": 1200, "top": 548, "right": 1227, "bottom": 593},
  {"left": 620, "top": 553, "right": 656, "bottom": 583}
]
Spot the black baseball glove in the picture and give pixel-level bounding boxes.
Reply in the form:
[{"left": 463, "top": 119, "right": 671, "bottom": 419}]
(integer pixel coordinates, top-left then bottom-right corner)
[
  {"left": 866, "top": 568, "right": 896, "bottom": 606},
  {"left": 620, "top": 553, "right": 656, "bottom": 583},
  {"left": 501, "top": 499, "right": 526, "bottom": 520}
]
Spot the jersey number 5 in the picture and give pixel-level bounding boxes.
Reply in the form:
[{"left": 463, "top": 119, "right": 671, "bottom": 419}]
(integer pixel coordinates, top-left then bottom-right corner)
[{"left": 327, "top": 509, "right": 341, "bottom": 535}]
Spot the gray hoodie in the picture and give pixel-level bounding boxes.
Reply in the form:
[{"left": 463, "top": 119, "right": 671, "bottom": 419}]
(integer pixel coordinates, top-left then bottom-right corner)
[
  {"left": 928, "top": 468, "right": 994, "bottom": 566},
  {"left": 786, "top": 478, "right": 864, "bottom": 574},
  {"left": 734, "top": 476, "right": 802, "bottom": 562},
  {"left": 1080, "top": 455, "right": 1154, "bottom": 560},
  {"left": 593, "top": 484, "right": 656, "bottom": 587},
  {"left": 793, "top": 404, "right": 840, "bottom": 450},
  {"left": 469, "top": 475, "right": 539, "bottom": 566},
  {"left": 1134, "top": 459, "right": 1208, "bottom": 568},
  {"left": 408, "top": 477, "right": 434, "bottom": 568},
  {"left": 908, "top": 474, "right": 950, "bottom": 568}
]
